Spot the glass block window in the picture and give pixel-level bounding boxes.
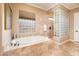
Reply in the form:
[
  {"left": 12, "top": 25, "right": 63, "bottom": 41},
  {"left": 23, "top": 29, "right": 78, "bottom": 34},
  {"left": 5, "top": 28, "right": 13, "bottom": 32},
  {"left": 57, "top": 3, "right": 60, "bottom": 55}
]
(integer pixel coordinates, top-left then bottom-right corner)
[{"left": 19, "top": 19, "right": 36, "bottom": 33}]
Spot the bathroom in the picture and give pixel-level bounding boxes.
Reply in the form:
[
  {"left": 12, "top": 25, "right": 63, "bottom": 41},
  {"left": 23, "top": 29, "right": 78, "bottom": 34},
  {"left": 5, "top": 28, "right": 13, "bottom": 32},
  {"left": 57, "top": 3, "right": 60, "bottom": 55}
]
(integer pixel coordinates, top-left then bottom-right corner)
[{"left": 1, "top": 3, "right": 79, "bottom": 56}]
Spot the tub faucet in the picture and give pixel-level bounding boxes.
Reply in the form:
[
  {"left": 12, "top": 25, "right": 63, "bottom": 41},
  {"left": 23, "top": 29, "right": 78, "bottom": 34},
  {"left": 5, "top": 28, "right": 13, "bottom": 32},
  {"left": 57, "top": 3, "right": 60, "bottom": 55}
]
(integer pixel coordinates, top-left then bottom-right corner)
[{"left": 16, "top": 41, "right": 19, "bottom": 46}]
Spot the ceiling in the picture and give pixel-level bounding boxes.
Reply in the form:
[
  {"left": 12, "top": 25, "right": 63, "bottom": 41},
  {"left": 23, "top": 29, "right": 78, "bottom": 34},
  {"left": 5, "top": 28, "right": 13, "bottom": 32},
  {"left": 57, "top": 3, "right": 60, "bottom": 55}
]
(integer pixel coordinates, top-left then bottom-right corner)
[{"left": 28, "top": 3, "right": 79, "bottom": 11}]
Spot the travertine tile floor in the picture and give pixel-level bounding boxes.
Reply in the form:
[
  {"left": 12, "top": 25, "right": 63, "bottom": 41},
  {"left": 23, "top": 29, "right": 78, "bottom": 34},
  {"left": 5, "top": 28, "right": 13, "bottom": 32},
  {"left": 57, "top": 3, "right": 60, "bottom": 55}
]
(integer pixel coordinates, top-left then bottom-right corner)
[{"left": 3, "top": 40, "right": 79, "bottom": 56}]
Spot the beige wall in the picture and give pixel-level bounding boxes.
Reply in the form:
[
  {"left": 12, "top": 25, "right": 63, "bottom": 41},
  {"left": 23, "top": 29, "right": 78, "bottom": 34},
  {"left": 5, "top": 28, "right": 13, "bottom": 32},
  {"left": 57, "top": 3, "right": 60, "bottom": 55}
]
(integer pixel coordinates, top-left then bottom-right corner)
[
  {"left": 12, "top": 4, "right": 53, "bottom": 38},
  {"left": 0, "top": 4, "right": 2, "bottom": 55},
  {"left": 69, "top": 7, "right": 79, "bottom": 40}
]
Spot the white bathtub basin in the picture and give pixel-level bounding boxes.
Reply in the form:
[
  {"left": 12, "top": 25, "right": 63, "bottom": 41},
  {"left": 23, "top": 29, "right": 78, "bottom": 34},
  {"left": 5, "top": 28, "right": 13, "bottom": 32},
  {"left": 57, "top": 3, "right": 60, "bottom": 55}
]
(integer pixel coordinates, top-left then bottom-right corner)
[{"left": 5, "top": 36, "right": 50, "bottom": 51}]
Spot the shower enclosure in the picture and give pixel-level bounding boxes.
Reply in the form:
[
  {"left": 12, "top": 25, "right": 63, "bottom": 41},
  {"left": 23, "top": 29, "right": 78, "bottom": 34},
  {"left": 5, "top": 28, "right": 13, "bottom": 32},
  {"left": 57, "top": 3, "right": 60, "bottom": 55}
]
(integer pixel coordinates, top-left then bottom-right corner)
[{"left": 53, "top": 5, "right": 69, "bottom": 44}]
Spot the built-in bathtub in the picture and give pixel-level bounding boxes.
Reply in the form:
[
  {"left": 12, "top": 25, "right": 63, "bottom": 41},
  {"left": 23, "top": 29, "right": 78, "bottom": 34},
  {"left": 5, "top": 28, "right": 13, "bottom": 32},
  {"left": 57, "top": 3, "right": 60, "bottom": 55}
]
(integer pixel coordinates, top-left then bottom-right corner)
[{"left": 5, "top": 36, "right": 50, "bottom": 51}]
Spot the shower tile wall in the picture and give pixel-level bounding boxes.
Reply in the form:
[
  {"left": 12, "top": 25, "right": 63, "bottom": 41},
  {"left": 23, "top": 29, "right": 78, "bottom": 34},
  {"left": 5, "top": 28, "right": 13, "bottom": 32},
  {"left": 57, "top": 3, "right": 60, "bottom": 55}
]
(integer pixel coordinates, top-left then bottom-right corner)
[{"left": 54, "top": 7, "right": 69, "bottom": 42}]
